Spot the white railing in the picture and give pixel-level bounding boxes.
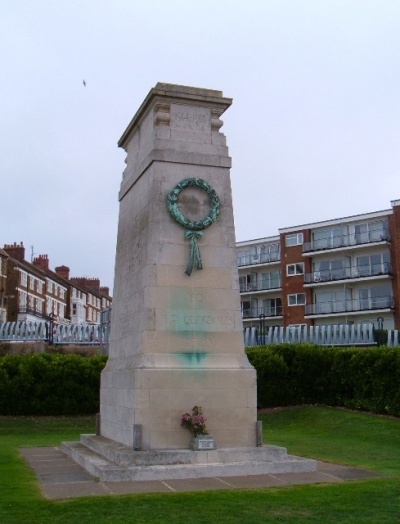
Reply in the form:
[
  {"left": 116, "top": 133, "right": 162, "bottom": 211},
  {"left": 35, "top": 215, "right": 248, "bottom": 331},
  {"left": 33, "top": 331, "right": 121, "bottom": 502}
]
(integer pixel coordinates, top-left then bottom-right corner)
[
  {"left": 0, "top": 321, "right": 110, "bottom": 350},
  {"left": 243, "top": 324, "right": 394, "bottom": 347}
]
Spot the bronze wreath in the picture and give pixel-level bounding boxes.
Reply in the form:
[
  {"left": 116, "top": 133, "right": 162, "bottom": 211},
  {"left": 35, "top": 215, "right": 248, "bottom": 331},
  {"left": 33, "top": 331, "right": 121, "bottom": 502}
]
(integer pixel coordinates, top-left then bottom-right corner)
[{"left": 166, "top": 178, "right": 221, "bottom": 275}]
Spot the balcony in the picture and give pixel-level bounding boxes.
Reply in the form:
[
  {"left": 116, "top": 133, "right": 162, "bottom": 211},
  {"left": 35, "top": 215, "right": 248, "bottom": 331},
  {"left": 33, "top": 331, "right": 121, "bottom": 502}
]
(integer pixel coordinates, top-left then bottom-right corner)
[
  {"left": 237, "top": 252, "right": 280, "bottom": 267},
  {"left": 242, "top": 306, "right": 283, "bottom": 319},
  {"left": 17, "top": 307, "right": 49, "bottom": 320},
  {"left": 240, "top": 280, "right": 282, "bottom": 293},
  {"left": 305, "top": 295, "right": 394, "bottom": 316},
  {"left": 304, "top": 263, "right": 392, "bottom": 284},
  {"left": 303, "top": 228, "right": 391, "bottom": 254}
]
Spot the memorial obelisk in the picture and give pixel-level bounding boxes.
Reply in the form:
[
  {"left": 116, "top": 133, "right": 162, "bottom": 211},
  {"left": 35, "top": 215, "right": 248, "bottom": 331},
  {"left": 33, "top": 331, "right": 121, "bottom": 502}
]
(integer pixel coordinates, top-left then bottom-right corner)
[{"left": 100, "top": 83, "right": 257, "bottom": 450}]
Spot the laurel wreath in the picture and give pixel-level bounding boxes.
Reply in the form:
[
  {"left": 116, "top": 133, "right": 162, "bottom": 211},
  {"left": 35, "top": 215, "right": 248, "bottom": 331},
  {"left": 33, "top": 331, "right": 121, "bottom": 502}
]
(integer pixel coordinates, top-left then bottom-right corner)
[{"left": 167, "top": 178, "right": 221, "bottom": 275}]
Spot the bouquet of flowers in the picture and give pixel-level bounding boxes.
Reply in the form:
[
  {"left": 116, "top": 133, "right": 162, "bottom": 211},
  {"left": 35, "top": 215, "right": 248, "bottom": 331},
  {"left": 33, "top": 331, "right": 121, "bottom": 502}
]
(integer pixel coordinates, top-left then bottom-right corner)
[{"left": 180, "top": 406, "right": 208, "bottom": 437}]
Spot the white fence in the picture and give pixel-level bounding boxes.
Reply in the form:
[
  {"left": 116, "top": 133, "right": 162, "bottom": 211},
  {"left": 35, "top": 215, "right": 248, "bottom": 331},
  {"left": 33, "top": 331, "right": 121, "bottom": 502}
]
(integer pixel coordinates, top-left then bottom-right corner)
[
  {"left": 244, "top": 324, "right": 400, "bottom": 347},
  {"left": 0, "top": 321, "right": 110, "bottom": 349}
]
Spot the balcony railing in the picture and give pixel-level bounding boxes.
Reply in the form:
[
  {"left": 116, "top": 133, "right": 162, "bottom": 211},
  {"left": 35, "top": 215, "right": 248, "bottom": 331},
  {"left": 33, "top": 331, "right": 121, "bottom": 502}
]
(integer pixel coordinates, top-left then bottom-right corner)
[
  {"left": 305, "top": 295, "right": 394, "bottom": 316},
  {"left": 242, "top": 306, "right": 283, "bottom": 319},
  {"left": 303, "top": 228, "right": 391, "bottom": 253},
  {"left": 18, "top": 307, "right": 48, "bottom": 319},
  {"left": 240, "top": 280, "right": 282, "bottom": 293},
  {"left": 304, "top": 263, "right": 392, "bottom": 284},
  {"left": 237, "top": 252, "right": 281, "bottom": 267}
]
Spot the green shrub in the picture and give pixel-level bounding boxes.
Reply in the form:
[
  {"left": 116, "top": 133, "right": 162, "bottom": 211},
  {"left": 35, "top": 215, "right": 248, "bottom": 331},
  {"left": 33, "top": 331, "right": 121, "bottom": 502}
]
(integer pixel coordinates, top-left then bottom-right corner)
[
  {"left": 0, "top": 354, "right": 107, "bottom": 415},
  {"left": 246, "top": 344, "right": 400, "bottom": 417}
]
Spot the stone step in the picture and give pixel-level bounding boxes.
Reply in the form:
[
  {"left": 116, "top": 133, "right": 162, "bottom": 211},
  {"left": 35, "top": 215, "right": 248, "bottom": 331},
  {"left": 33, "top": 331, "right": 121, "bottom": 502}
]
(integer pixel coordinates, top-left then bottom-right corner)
[
  {"left": 61, "top": 439, "right": 317, "bottom": 482},
  {"left": 79, "top": 434, "right": 289, "bottom": 466}
]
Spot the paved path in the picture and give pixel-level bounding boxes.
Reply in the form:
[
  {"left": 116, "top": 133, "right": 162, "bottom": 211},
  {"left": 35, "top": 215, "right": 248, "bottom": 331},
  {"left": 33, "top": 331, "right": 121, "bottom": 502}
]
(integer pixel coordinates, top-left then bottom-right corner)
[{"left": 20, "top": 447, "right": 384, "bottom": 500}]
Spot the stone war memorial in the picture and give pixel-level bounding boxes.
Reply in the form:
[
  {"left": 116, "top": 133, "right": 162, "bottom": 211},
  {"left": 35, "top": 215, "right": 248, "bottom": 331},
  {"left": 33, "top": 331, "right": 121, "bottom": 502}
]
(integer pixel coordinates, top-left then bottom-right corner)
[{"left": 62, "top": 83, "right": 316, "bottom": 481}]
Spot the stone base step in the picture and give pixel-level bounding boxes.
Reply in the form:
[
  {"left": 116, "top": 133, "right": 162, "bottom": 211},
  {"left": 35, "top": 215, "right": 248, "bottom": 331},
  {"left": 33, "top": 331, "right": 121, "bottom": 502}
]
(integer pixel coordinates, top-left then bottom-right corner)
[{"left": 61, "top": 435, "right": 317, "bottom": 482}]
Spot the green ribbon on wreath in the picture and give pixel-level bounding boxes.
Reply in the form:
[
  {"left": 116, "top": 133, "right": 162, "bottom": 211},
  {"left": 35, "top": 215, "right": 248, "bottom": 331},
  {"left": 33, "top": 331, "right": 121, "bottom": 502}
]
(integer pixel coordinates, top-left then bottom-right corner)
[
  {"left": 185, "top": 230, "right": 203, "bottom": 276},
  {"left": 166, "top": 178, "right": 221, "bottom": 277}
]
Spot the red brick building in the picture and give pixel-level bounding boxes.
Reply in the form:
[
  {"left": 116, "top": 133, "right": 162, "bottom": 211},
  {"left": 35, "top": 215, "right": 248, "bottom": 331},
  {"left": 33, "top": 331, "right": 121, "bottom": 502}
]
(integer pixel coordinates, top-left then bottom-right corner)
[
  {"left": 2, "top": 242, "right": 112, "bottom": 324},
  {"left": 237, "top": 200, "right": 400, "bottom": 331}
]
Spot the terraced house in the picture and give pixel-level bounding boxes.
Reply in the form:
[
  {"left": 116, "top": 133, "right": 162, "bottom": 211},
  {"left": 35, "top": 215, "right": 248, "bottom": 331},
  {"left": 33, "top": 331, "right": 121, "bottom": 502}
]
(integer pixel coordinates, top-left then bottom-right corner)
[
  {"left": 237, "top": 199, "right": 400, "bottom": 331},
  {"left": 1, "top": 242, "right": 112, "bottom": 324}
]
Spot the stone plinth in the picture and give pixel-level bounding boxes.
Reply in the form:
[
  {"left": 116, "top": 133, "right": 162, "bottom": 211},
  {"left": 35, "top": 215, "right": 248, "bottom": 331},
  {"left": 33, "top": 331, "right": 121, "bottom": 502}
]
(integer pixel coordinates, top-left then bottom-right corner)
[
  {"left": 100, "top": 83, "right": 257, "bottom": 450},
  {"left": 61, "top": 436, "right": 317, "bottom": 482}
]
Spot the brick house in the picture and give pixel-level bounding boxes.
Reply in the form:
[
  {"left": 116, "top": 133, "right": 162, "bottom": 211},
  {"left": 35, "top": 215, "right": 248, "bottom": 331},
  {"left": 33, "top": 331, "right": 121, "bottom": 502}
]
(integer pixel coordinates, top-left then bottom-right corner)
[{"left": 2, "top": 242, "right": 112, "bottom": 324}]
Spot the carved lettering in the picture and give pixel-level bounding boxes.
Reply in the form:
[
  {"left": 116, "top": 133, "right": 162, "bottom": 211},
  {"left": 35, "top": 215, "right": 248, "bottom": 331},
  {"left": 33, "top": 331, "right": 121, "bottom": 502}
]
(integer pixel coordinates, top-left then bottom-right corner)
[
  {"left": 187, "top": 292, "right": 204, "bottom": 302},
  {"left": 183, "top": 315, "right": 233, "bottom": 326},
  {"left": 163, "top": 309, "right": 235, "bottom": 330},
  {"left": 171, "top": 105, "right": 210, "bottom": 131},
  {"left": 173, "top": 112, "right": 207, "bottom": 125}
]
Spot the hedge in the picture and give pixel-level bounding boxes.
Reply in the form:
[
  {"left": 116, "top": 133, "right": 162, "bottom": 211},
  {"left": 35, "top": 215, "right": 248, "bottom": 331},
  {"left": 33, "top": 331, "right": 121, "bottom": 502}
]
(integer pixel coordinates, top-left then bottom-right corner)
[
  {"left": 0, "top": 354, "right": 107, "bottom": 415},
  {"left": 1, "top": 346, "right": 399, "bottom": 417},
  {"left": 246, "top": 344, "right": 400, "bottom": 417}
]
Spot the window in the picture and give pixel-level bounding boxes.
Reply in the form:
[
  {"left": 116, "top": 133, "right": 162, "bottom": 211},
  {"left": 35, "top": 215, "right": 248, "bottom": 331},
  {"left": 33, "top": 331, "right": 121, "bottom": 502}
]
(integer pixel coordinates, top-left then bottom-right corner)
[
  {"left": 239, "top": 273, "right": 258, "bottom": 292},
  {"left": 262, "top": 297, "right": 282, "bottom": 316},
  {"left": 21, "top": 271, "right": 28, "bottom": 287},
  {"left": 312, "top": 227, "right": 346, "bottom": 250},
  {"left": 354, "top": 219, "right": 389, "bottom": 244},
  {"left": 314, "top": 289, "right": 349, "bottom": 314},
  {"left": 261, "top": 270, "right": 281, "bottom": 289},
  {"left": 285, "top": 233, "right": 304, "bottom": 247},
  {"left": 358, "top": 284, "right": 392, "bottom": 310},
  {"left": 356, "top": 253, "right": 390, "bottom": 277},
  {"left": 260, "top": 243, "right": 281, "bottom": 263},
  {"left": 288, "top": 293, "right": 306, "bottom": 306},
  {"left": 287, "top": 263, "right": 304, "bottom": 276},
  {"left": 241, "top": 298, "right": 258, "bottom": 318},
  {"left": 29, "top": 276, "right": 35, "bottom": 290},
  {"left": 313, "top": 258, "right": 348, "bottom": 281},
  {"left": 47, "top": 281, "right": 53, "bottom": 294},
  {"left": 237, "top": 246, "right": 257, "bottom": 266},
  {"left": 19, "top": 291, "right": 27, "bottom": 308}
]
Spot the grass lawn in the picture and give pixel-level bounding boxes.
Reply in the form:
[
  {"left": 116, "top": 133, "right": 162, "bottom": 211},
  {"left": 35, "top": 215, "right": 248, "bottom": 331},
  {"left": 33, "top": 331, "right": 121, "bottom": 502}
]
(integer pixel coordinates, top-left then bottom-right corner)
[{"left": 0, "top": 407, "right": 399, "bottom": 523}]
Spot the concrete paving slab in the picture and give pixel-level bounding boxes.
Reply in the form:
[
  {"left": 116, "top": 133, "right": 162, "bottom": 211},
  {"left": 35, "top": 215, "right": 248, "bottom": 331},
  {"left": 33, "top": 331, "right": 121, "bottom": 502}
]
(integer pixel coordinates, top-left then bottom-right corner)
[
  {"left": 162, "top": 477, "right": 232, "bottom": 492},
  {"left": 104, "top": 480, "right": 175, "bottom": 495},
  {"left": 19, "top": 447, "right": 385, "bottom": 500},
  {"left": 32, "top": 463, "right": 87, "bottom": 475},
  {"left": 38, "top": 471, "right": 95, "bottom": 484},
  {"left": 42, "top": 481, "right": 110, "bottom": 499},
  {"left": 273, "top": 471, "right": 343, "bottom": 485},
  {"left": 326, "top": 467, "right": 384, "bottom": 481},
  {"left": 218, "top": 474, "right": 287, "bottom": 489}
]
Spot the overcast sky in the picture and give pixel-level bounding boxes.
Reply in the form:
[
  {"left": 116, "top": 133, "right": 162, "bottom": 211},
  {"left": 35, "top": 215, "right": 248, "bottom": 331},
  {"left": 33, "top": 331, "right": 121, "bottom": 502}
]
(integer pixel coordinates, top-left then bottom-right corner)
[{"left": 1, "top": 1, "right": 399, "bottom": 291}]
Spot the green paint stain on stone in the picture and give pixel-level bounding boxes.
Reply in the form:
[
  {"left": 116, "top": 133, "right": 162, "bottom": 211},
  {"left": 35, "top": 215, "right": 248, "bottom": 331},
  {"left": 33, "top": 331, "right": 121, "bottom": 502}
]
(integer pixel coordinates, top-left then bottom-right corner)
[{"left": 174, "top": 351, "right": 208, "bottom": 367}]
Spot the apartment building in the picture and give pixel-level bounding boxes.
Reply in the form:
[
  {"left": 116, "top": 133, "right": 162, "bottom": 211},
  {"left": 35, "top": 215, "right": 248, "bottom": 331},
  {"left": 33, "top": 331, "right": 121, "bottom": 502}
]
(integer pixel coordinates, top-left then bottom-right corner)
[
  {"left": 237, "top": 199, "right": 400, "bottom": 331},
  {"left": 2, "top": 242, "right": 112, "bottom": 324}
]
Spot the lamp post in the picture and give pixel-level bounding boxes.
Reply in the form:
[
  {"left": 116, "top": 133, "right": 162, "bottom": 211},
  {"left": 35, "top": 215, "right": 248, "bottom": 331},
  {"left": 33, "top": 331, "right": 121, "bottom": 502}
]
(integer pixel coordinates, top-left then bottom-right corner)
[
  {"left": 47, "top": 312, "right": 54, "bottom": 345},
  {"left": 259, "top": 313, "right": 266, "bottom": 346}
]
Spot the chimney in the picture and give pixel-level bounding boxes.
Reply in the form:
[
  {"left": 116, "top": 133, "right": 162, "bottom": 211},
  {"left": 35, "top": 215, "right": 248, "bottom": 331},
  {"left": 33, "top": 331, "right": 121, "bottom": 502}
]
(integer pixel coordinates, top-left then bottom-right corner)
[
  {"left": 32, "top": 254, "right": 49, "bottom": 271},
  {"left": 70, "top": 277, "right": 100, "bottom": 294},
  {"left": 3, "top": 242, "right": 25, "bottom": 262},
  {"left": 100, "top": 286, "right": 110, "bottom": 297},
  {"left": 55, "top": 265, "right": 70, "bottom": 280}
]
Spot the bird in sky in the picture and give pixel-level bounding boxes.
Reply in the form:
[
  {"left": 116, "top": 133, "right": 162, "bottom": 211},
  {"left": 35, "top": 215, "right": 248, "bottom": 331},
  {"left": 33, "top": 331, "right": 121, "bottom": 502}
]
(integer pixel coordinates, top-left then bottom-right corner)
[{"left": 83, "top": 80, "right": 86, "bottom": 87}]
